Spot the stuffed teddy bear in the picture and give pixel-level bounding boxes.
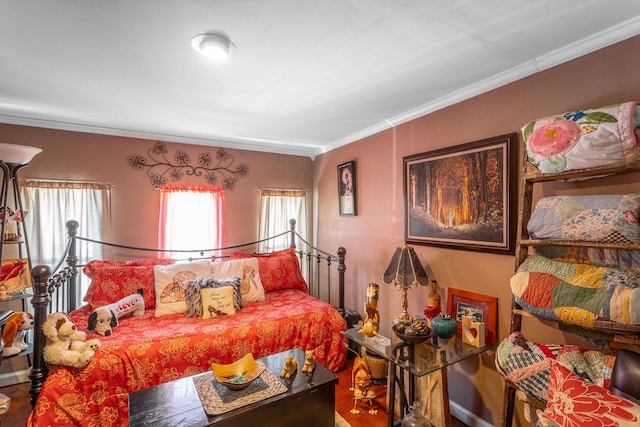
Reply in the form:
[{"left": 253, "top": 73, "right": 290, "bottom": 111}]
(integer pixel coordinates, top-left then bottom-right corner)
[
  {"left": 43, "top": 312, "right": 101, "bottom": 369},
  {"left": 87, "top": 288, "right": 145, "bottom": 336},
  {"left": 2, "top": 311, "right": 34, "bottom": 357}
]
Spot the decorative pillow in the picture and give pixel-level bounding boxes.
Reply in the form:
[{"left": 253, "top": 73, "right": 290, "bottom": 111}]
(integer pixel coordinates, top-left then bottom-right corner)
[
  {"left": 184, "top": 277, "right": 242, "bottom": 317},
  {"left": 153, "top": 261, "right": 213, "bottom": 317},
  {"left": 125, "top": 258, "right": 175, "bottom": 267},
  {"left": 230, "top": 248, "right": 308, "bottom": 293},
  {"left": 537, "top": 362, "right": 640, "bottom": 427},
  {"left": 200, "top": 286, "right": 236, "bottom": 319},
  {"left": 83, "top": 258, "right": 175, "bottom": 278},
  {"left": 83, "top": 264, "right": 158, "bottom": 310},
  {"left": 211, "top": 258, "right": 265, "bottom": 303}
]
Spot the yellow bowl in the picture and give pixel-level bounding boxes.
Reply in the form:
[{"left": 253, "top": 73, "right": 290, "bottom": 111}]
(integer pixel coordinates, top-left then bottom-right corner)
[{"left": 211, "top": 354, "right": 266, "bottom": 391}]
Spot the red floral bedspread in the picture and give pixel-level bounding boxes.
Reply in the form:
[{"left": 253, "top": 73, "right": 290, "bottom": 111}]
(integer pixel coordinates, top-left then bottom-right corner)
[{"left": 27, "top": 289, "right": 347, "bottom": 427}]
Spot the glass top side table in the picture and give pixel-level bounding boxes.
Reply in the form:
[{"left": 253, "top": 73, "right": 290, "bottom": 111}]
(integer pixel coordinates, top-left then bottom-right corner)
[{"left": 342, "top": 320, "right": 497, "bottom": 427}]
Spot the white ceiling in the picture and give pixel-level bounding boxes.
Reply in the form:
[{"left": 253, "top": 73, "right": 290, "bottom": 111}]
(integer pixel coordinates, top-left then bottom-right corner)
[{"left": 1, "top": 1, "right": 640, "bottom": 158}]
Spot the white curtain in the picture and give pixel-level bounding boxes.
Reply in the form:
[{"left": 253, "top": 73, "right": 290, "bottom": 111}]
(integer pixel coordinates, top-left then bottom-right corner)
[
  {"left": 20, "top": 180, "right": 112, "bottom": 299},
  {"left": 258, "top": 189, "right": 306, "bottom": 252},
  {"left": 158, "top": 184, "right": 225, "bottom": 259}
]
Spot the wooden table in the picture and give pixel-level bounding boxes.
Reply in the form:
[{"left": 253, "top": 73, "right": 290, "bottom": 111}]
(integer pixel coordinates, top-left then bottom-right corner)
[{"left": 129, "top": 348, "right": 338, "bottom": 427}]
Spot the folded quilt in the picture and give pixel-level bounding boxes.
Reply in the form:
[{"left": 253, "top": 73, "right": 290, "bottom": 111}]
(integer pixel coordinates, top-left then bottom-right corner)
[
  {"left": 495, "top": 331, "right": 614, "bottom": 404},
  {"left": 521, "top": 101, "right": 639, "bottom": 173},
  {"left": 528, "top": 194, "right": 640, "bottom": 243},
  {"left": 511, "top": 255, "right": 640, "bottom": 328}
]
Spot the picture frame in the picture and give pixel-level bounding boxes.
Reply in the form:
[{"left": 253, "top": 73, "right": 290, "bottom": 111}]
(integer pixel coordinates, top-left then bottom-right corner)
[
  {"left": 338, "top": 161, "right": 356, "bottom": 216},
  {"left": 446, "top": 287, "right": 497, "bottom": 345},
  {"left": 403, "top": 133, "right": 517, "bottom": 254}
]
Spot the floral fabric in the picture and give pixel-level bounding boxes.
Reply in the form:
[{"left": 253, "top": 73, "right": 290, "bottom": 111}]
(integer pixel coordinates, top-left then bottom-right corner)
[
  {"left": 230, "top": 248, "right": 308, "bottom": 293},
  {"left": 521, "top": 101, "right": 638, "bottom": 174},
  {"left": 27, "top": 289, "right": 347, "bottom": 427},
  {"left": 537, "top": 362, "right": 640, "bottom": 427},
  {"left": 528, "top": 194, "right": 640, "bottom": 243}
]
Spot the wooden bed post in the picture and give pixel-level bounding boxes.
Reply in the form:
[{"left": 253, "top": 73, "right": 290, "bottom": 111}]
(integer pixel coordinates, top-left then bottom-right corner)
[{"left": 28, "top": 264, "right": 52, "bottom": 406}]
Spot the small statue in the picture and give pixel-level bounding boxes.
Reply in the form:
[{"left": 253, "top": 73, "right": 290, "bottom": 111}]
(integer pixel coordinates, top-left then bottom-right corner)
[
  {"left": 349, "top": 354, "right": 378, "bottom": 415},
  {"left": 358, "top": 283, "right": 379, "bottom": 338},
  {"left": 301, "top": 349, "right": 316, "bottom": 373},
  {"left": 280, "top": 354, "right": 298, "bottom": 379}
]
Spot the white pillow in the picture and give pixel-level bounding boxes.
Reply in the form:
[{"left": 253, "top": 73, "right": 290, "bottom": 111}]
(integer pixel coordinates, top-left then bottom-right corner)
[
  {"left": 154, "top": 260, "right": 213, "bottom": 317},
  {"left": 200, "top": 286, "right": 236, "bottom": 319},
  {"left": 212, "top": 258, "right": 265, "bottom": 303}
]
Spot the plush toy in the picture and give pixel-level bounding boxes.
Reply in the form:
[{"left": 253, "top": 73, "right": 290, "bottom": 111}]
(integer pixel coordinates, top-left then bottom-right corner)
[
  {"left": 2, "top": 312, "right": 34, "bottom": 357},
  {"left": 43, "top": 312, "right": 100, "bottom": 369},
  {"left": 87, "top": 288, "right": 145, "bottom": 336}
]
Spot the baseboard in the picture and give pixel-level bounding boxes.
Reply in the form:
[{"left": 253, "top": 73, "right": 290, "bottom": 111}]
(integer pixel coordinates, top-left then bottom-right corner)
[
  {"left": 0, "top": 368, "right": 30, "bottom": 387},
  {"left": 450, "top": 400, "right": 493, "bottom": 427}
]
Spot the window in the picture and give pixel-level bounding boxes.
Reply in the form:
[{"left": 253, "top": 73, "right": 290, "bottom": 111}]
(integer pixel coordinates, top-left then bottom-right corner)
[
  {"left": 258, "top": 189, "right": 306, "bottom": 252},
  {"left": 20, "top": 180, "right": 112, "bottom": 301},
  {"left": 158, "top": 184, "right": 225, "bottom": 258}
]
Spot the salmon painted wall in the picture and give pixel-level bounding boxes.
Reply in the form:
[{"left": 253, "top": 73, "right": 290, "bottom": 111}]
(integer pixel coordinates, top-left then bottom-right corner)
[
  {"left": 0, "top": 124, "right": 314, "bottom": 250},
  {"left": 314, "top": 35, "right": 640, "bottom": 425}
]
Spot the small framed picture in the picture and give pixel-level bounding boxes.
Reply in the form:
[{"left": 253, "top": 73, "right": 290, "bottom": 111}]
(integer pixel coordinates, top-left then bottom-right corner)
[
  {"left": 447, "top": 287, "right": 497, "bottom": 345},
  {"left": 338, "top": 161, "right": 356, "bottom": 216}
]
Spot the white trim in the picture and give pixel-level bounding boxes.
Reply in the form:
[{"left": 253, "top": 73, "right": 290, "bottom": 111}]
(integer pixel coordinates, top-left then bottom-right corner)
[{"left": 450, "top": 400, "right": 493, "bottom": 427}]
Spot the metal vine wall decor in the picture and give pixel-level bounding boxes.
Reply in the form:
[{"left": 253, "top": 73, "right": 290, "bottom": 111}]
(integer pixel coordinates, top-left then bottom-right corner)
[{"left": 128, "top": 141, "right": 249, "bottom": 190}]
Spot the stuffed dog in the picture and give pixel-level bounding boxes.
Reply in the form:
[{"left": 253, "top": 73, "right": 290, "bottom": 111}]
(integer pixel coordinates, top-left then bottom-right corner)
[
  {"left": 43, "top": 312, "right": 100, "bottom": 369},
  {"left": 2, "top": 311, "right": 34, "bottom": 357},
  {"left": 87, "top": 288, "right": 145, "bottom": 336}
]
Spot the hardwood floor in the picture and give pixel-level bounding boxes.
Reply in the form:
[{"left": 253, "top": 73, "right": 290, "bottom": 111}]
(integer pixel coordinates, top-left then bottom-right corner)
[
  {"left": 1, "top": 360, "right": 469, "bottom": 427},
  {"left": 335, "top": 357, "right": 468, "bottom": 427}
]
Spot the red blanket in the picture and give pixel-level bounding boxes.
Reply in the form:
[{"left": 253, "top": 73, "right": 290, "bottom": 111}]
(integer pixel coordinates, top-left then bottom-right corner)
[{"left": 27, "top": 289, "right": 347, "bottom": 426}]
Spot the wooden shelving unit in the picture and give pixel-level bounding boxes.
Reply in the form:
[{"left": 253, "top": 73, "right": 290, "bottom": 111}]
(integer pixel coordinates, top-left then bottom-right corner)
[{"left": 501, "top": 148, "right": 640, "bottom": 426}]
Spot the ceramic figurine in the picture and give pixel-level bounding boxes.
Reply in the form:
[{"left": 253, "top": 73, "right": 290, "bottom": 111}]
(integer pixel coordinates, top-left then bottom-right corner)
[
  {"left": 301, "top": 349, "right": 316, "bottom": 373},
  {"left": 358, "top": 283, "right": 379, "bottom": 338},
  {"left": 280, "top": 354, "right": 297, "bottom": 379}
]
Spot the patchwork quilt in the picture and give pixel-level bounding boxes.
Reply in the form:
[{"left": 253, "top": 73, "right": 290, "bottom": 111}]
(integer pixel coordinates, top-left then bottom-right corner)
[
  {"left": 511, "top": 255, "right": 640, "bottom": 329},
  {"left": 495, "top": 331, "right": 615, "bottom": 404},
  {"left": 528, "top": 194, "right": 640, "bottom": 244}
]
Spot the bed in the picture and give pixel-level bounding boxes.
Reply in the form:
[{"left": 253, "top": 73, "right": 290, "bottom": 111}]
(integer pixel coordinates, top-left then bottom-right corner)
[{"left": 26, "top": 219, "right": 348, "bottom": 427}]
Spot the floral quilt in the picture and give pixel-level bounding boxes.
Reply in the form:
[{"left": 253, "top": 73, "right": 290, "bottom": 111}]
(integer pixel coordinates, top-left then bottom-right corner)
[
  {"left": 27, "top": 289, "right": 347, "bottom": 427},
  {"left": 521, "top": 101, "right": 639, "bottom": 173}
]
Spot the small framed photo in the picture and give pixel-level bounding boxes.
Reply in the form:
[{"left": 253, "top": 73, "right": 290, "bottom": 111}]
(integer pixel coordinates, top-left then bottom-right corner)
[
  {"left": 447, "top": 287, "right": 497, "bottom": 345},
  {"left": 338, "top": 161, "right": 356, "bottom": 216}
]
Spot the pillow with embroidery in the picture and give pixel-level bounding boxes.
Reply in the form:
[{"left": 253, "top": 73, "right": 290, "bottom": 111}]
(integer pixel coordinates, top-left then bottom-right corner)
[
  {"left": 84, "top": 264, "right": 157, "bottom": 310},
  {"left": 537, "top": 362, "right": 640, "bottom": 427},
  {"left": 184, "top": 277, "right": 242, "bottom": 317},
  {"left": 230, "top": 248, "right": 308, "bottom": 293},
  {"left": 200, "top": 286, "right": 236, "bottom": 319},
  {"left": 211, "top": 258, "right": 265, "bottom": 303},
  {"left": 153, "top": 260, "right": 213, "bottom": 317}
]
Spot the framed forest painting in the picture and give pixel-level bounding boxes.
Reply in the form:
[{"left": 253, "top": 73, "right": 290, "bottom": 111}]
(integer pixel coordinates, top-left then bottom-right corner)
[{"left": 403, "top": 133, "right": 517, "bottom": 254}]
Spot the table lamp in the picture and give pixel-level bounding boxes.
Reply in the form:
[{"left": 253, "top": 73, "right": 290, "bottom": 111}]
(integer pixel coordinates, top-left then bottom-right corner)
[{"left": 382, "top": 243, "right": 430, "bottom": 324}]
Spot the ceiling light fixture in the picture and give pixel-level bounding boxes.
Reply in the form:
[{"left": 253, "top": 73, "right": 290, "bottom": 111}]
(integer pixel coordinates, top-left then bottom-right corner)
[{"left": 191, "top": 33, "right": 236, "bottom": 61}]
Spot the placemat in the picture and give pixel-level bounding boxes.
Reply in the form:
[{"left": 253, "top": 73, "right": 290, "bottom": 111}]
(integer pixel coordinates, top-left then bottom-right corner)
[{"left": 193, "top": 361, "right": 288, "bottom": 416}]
